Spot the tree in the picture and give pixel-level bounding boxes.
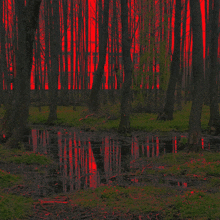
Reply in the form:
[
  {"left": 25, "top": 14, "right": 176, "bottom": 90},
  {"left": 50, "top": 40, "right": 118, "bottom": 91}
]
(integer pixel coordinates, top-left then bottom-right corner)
[
  {"left": 47, "top": 0, "right": 59, "bottom": 124},
  {"left": 1, "top": 0, "right": 42, "bottom": 149},
  {"left": 208, "top": 0, "right": 220, "bottom": 134},
  {"left": 60, "top": 0, "right": 69, "bottom": 106},
  {"left": 89, "top": 0, "right": 110, "bottom": 113},
  {"left": 203, "top": 0, "right": 212, "bottom": 106},
  {"left": 157, "top": 0, "right": 181, "bottom": 121},
  {"left": 0, "top": 0, "right": 8, "bottom": 106},
  {"left": 187, "top": 0, "right": 204, "bottom": 152},
  {"left": 118, "top": 0, "right": 132, "bottom": 134}
]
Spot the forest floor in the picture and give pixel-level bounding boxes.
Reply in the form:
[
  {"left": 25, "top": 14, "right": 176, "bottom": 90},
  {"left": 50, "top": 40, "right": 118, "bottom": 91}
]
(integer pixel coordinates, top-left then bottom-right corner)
[{"left": 0, "top": 102, "right": 220, "bottom": 219}]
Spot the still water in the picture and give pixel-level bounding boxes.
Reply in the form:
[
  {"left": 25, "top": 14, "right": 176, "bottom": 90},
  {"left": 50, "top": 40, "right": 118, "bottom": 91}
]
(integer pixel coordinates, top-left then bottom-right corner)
[{"left": 20, "top": 126, "right": 216, "bottom": 197}]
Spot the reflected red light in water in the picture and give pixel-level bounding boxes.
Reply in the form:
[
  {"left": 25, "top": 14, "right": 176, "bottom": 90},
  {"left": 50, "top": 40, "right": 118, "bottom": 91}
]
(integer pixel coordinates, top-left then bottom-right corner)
[
  {"left": 201, "top": 138, "right": 204, "bottom": 149},
  {"left": 183, "top": 183, "right": 187, "bottom": 188}
]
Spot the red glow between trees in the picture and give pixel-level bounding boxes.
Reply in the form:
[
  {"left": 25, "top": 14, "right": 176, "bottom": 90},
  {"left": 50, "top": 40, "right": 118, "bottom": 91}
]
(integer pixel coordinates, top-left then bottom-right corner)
[{"left": 1, "top": 0, "right": 219, "bottom": 91}]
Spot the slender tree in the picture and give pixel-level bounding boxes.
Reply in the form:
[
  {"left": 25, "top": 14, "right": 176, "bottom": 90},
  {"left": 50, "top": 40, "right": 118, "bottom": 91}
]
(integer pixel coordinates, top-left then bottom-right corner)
[
  {"left": 89, "top": 0, "right": 110, "bottom": 112},
  {"left": 157, "top": 0, "right": 181, "bottom": 120},
  {"left": 47, "top": 0, "right": 59, "bottom": 124},
  {"left": 187, "top": 0, "right": 204, "bottom": 152},
  {"left": 118, "top": 0, "right": 132, "bottom": 134},
  {"left": 203, "top": 0, "right": 212, "bottom": 106},
  {"left": 84, "top": 0, "right": 89, "bottom": 100},
  {"left": 0, "top": 0, "right": 8, "bottom": 106},
  {"left": 60, "top": 0, "right": 69, "bottom": 106},
  {"left": 70, "top": 0, "right": 74, "bottom": 108},
  {"left": 208, "top": 0, "right": 220, "bottom": 134},
  {"left": 75, "top": 1, "right": 82, "bottom": 104},
  {"left": 43, "top": 0, "right": 49, "bottom": 105}
]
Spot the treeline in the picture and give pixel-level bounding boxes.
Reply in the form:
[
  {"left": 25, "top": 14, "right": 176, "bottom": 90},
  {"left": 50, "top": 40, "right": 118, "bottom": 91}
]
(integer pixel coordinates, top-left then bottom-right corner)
[{"left": 0, "top": 0, "right": 219, "bottom": 153}]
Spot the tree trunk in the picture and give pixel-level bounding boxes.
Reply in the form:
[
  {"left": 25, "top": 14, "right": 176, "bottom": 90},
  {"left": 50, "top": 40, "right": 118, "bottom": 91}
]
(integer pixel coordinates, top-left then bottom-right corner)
[
  {"left": 47, "top": 0, "right": 59, "bottom": 124},
  {"left": 157, "top": 0, "right": 181, "bottom": 121},
  {"left": 118, "top": 0, "right": 132, "bottom": 134},
  {"left": 0, "top": 0, "right": 8, "bottom": 107},
  {"left": 70, "top": 0, "right": 74, "bottom": 109},
  {"left": 43, "top": 0, "right": 49, "bottom": 106},
  {"left": 60, "top": 0, "right": 69, "bottom": 106},
  {"left": 208, "top": 0, "right": 220, "bottom": 134},
  {"left": 89, "top": 0, "right": 109, "bottom": 112},
  {"left": 84, "top": 0, "right": 89, "bottom": 102},
  {"left": 187, "top": 0, "right": 204, "bottom": 152},
  {"left": 203, "top": 0, "right": 212, "bottom": 106},
  {"left": 2, "top": 0, "right": 42, "bottom": 149}
]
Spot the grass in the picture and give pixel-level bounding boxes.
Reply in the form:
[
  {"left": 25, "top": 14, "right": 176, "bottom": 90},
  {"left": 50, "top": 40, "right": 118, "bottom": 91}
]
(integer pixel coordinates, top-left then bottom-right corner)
[
  {"left": 0, "top": 144, "right": 54, "bottom": 165},
  {"left": 0, "top": 145, "right": 55, "bottom": 219},
  {"left": 0, "top": 151, "right": 219, "bottom": 219},
  {"left": 0, "top": 170, "right": 35, "bottom": 220},
  {"left": 0, "top": 101, "right": 219, "bottom": 219},
  {"left": 0, "top": 192, "right": 35, "bottom": 220},
  {"left": 50, "top": 183, "right": 220, "bottom": 220},
  {"left": 130, "top": 151, "right": 220, "bottom": 179},
  {"left": 26, "top": 101, "right": 213, "bottom": 133}
]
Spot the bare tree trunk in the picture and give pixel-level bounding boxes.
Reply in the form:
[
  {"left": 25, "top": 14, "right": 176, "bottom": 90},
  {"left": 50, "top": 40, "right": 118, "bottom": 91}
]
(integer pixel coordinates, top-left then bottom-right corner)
[
  {"left": 177, "top": 0, "right": 187, "bottom": 111},
  {"left": 182, "top": 0, "right": 187, "bottom": 104},
  {"left": 84, "top": 0, "right": 89, "bottom": 101},
  {"left": 43, "top": 0, "right": 49, "bottom": 106},
  {"left": 0, "top": 0, "right": 8, "bottom": 107},
  {"left": 60, "top": 0, "right": 69, "bottom": 106},
  {"left": 118, "top": 0, "right": 132, "bottom": 134},
  {"left": 47, "top": 0, "right": 59, "bottom": 124},
  {"left": 203, "top": 0, "right": 212, "bottom": 106},
  {"left": 188, "top": 0, "right": 204, "bottom": 152},
  {"left": 2, "top": 0, "right": 42, "bottom": 149},
  {"left": 75, "top": 1, "right": 82, "bottom": 106},
  {"left": 157, "top": 0, "right": 181, "bottom": 120},
  {"left": 89, "top": 0, "right": 110, "bottom": 112},
  {"left": 34, "top": 22, "right": 42, "bottom": 111},
  {"left": 70, "top": 0, "right": 74, "bottom": 108},
  {"left": 208, "top": 0, "right": 220, "bottom": 134}
]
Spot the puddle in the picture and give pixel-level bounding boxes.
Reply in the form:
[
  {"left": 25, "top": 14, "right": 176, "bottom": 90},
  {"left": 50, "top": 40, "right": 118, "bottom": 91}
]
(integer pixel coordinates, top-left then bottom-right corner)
[{"left": 1, "top": 126, "right": 219, "bottom": 198}]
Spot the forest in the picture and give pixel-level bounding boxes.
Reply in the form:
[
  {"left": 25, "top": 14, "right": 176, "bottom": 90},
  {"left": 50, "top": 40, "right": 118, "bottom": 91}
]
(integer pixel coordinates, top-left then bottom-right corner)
[
  {"left": 0, "top": 0, "right": 220, "bottom": 219},
  {"left": 0, "top": 0, "right": 219, "bottom": 152}
]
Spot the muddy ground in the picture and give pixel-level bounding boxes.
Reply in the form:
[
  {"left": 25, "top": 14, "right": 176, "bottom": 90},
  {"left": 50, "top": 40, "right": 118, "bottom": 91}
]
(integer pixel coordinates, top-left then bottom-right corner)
[{"left": 1, "top": 127, "right": 220, "bottom": 219}]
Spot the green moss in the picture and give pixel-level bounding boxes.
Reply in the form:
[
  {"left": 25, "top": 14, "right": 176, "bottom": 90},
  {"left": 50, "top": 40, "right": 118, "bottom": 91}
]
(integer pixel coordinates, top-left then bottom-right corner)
[
  {"left": 27, "top": 101, "right": 213, "bottom": 133},
  {"left": 0, "top": 169, "right": 23, "bottom": 188},
  {"left": 0, "top": 192, "right": 34, "bottom": 220},
  {"left": 54, "top": 184, "right": 220, "bottom": 219},
  {"left": 0, "top": 144, "right": 53, "bottom": 165},
  {"left": 138, "top": 152, "right": 220, "bottom": 179},
  {"left": 171, "top": 190, "right": 220, "bottom": 219},
  {"left": 66, "top": 184, "right": 177, "bottom": 215},
  {"left": 0, "top": 169, "right": 34, "bottom": 220}
]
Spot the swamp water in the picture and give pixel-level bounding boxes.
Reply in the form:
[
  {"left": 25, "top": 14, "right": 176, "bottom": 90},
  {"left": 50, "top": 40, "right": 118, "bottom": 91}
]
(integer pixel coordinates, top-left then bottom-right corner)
[{"left": 1, "top": 126, "right": 219, "bottom": 199}]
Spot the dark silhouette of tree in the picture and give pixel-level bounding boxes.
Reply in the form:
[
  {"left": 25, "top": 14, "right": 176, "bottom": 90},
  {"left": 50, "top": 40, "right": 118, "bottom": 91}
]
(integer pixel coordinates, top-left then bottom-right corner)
[
  {"left": 60, "top": 0, "right": 69, "bottom": 106},
  {"left": 0, "top": 0, "right": 8, "bottom": 106},
  {"left": 157, "top": 0, "right": 181, "bottom": 121},
  {"left": 1, "top": 0, "right": 42, "bottom": 149},
  {"left": 84, "top": 0, "right": 89, "bottom": 101},
  {"left": 208, "top": 0, "right": 220, "bottom": 134},
  {"left": 34, "top": 19, "right": 42, "bottom": 112},
  {"left": 47, "top": 0, "right": 59, "bottom": 124},
  {"left": 70, "top": 0, "right": 74, "bottom": 109},
  {"left": 75, "top": 1, "right": 83, "bottom": 105},
  {"left": 179, "top": 0, "right": 187, "bottom": 110},
  {"left": 187, "top": 0, "right": 204, "bottom": 152},
  {"left": 89, "top": 0, "right": 110, "bottom": 113},
  {"left": 118, "top": 0, "right": 132, "bottom": 134},
  {"left": 203, "top": 0, "right": 212, "bottom": 106}
]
